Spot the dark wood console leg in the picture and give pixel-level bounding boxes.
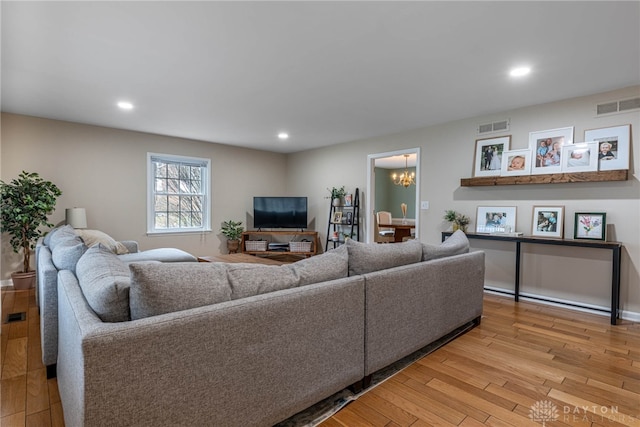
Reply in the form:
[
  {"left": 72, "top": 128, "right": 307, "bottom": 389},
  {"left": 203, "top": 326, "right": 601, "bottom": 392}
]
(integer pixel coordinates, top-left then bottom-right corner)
[{"left": 46, "top": 364, "right": 57, "bottom": 379}]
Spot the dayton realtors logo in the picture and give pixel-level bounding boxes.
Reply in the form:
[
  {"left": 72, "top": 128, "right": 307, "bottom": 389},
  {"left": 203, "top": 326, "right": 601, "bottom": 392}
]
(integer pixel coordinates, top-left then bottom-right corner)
[{"left": 529, "top": 400, "right": 637, "bottom": 425}]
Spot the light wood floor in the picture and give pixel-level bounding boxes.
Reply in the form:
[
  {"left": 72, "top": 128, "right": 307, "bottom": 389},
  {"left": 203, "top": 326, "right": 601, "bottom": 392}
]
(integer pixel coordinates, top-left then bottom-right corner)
[{"left": 1, "top": 288, "right": 638, "bottom": 427}]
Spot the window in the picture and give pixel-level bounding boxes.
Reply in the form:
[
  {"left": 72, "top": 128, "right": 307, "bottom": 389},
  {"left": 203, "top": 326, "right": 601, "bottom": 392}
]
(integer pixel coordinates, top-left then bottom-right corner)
[{"left": 147, "top": 153, "right": 211, "bottom": 234}]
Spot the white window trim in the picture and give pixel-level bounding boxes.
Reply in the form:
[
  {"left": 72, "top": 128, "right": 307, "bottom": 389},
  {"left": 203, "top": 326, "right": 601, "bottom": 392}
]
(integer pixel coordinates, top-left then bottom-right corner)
[{"left": 147, "top": 152, "right": 212, "bottom": 235}]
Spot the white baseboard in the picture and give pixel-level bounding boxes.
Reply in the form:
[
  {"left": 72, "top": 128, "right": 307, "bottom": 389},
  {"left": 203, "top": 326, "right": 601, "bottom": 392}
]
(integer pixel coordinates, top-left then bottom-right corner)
[
  {"left": 1, "top": 279, "right": 13, "bottom": 289},
  {"left": 484, "top": 286, "right": 640, "bottom": 323}
]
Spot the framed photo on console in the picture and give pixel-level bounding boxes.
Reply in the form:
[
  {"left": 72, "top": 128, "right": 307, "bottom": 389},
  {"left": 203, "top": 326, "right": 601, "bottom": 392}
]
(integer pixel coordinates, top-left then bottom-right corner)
[
  {"left": 475, "top": 206, "right": 517, "bottom": 234},
  {"left": 473, "top": 135, "right": 511, "bottom": 177},
  {"left": 574, "top": 212, "right": 606, "bottom": 241},
  {"left": 529, "top": 126, "right": 574, "bottom": 175},
  {"left": 532, "top": 206, "right": 564, "bottom": 238},
  {"left": 584, "top": 124, "right": 631, "bottom": 171}
]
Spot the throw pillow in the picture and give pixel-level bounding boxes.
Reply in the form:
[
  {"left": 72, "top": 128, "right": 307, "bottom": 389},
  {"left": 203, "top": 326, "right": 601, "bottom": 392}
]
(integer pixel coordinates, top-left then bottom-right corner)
[
  {"left": 48, "top": 224, "right": 77, "bottom": 250},
  {"left": 291, "top": 248, "right": 349, "bottom": 286},
  {"left": 226, "top": 263, "right": 299, "bottom": 300},
  {"left": 51, "top": 236, "right": 87, "bottom": 272},
  {"left": 129, "top": 262, "right": 232, "bottom": 320},
  {"left": 75, "top": 244, "right": 132, "bottom": 322},
  {"left": 75, "top": 229, "right": 129, "bottom": 254},
  {"left": 346, "top": 239, "right": 423, "bottom": 276},
  {"left": 422, "top": 230, "right": 470, "bottom": 261}
]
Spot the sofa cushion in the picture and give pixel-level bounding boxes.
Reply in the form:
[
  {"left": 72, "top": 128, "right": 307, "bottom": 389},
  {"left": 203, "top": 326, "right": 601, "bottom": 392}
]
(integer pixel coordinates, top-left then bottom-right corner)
[
  {"left": 75, "top": 244, "right": 132, "bottom": 322},
  {"left": 51, "top": 236, "right": 87, "bottom": 272},
  {"left": 75, "top": 229, "right": 130, "bottom": 254},
  {"left": 129, "top": 262, "right": 232, "bottom": 320},
  {"left": 47, "top": 224, "right": 77, "bottom": 250},
  {"left": 226, "top": 264, "right": 299, "bottom": 300},
  {"left": 291, "top": 248, "right": 349, "bottom": 286},
  {"left": 422, "top": 230, "right": 470, "bottom": 261},
  {"left": 118, "top": 248, "right": 197, "bottom": 263},
  {"left": 346, "top": 239, "right": 423, "bottom": 276}
]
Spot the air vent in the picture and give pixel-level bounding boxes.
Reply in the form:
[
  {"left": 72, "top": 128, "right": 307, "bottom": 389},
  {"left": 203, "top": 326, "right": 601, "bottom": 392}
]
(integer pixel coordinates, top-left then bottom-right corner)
[
  {"left": 596, "top": 97, "right": 640, "bottom": 116},
  {"left": 477, "top": 119, "right": 510, "bottom": 135}
]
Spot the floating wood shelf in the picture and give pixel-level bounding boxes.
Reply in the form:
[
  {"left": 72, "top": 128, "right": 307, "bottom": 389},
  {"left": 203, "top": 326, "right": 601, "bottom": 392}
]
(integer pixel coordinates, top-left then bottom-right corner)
[{"left": 460, "top": 170, "right": 628, "bottom": 187}]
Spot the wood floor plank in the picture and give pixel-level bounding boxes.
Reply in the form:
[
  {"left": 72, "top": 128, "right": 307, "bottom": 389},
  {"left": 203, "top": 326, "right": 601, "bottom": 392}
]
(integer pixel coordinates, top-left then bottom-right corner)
[{"left": 2, "top": 338, "right": 28, "bottom": 380}]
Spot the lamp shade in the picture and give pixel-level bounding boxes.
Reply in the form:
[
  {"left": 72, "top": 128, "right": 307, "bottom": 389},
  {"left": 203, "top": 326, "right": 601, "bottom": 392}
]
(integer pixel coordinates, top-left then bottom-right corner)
[{"left": 65, "top": 208, "right": 87, "bottom": 228}]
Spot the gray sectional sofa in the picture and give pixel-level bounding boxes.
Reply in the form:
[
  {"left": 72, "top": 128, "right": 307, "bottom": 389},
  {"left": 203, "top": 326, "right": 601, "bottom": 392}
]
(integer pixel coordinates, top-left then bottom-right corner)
[
  {"left": 36, "top": 225, "right": 197, "bottom": 377},
  {"left": 51, "top": 230, "right": 484, "bottom": 426}
]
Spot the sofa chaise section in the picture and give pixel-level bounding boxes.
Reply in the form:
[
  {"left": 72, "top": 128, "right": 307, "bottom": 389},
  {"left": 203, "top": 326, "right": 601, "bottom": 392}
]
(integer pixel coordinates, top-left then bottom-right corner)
[{"left": 57, "top": 270, "right": 366, "bottom": 427}]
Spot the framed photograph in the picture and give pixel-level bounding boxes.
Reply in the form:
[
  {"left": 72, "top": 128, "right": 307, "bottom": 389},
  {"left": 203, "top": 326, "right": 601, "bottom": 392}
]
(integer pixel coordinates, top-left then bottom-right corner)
[
  {"left": 500, "top": 149, "right": 532, "bottom": 176},
  {"left": 584, "top": 124, "right": 631, "bottom": 171},
  {"left": 473, "top": 135, "right": 511, "bottom": 177},
  {"left": 344, "top": 194, "right": 352, "bottom": 206},
  {"left": 346, "top": 211, "right": 353, "bottom": 225},
  {"left": 529, "top": 126, "right": 574, "bottom": 175},
  {"left": 560, "top": 142, "right": 598, "bottom": 173},
  {"left": 574, "top": 212, "right": 606, "bottom": 241},
  {"left": 331, "top": 211, "right": 343, "bottom": 224},
  {"left": 476, "top": 206, "right": 517, "bottom": 234},
  {"left": 532, "top": 206, "right": 564, "bottom": 238}
]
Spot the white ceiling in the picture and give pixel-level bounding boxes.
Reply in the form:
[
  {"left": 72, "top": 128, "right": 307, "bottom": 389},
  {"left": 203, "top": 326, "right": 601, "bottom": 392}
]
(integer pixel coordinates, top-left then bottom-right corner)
[{"left": 2, "top": 1, "right": 639, "bottom": 154}]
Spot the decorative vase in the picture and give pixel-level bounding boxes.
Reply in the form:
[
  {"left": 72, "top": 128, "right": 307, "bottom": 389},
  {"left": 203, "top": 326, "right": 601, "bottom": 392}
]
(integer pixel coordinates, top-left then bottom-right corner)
[
  {"left": 332, "top": 198, "right": 341, "bottom": 207},
  {"left": 227, "top": 240, "right": 240, "bottom": 254},
  {"left": 11, "top": 271, "right": 36, "bottom": 290},
  {"left": 452, "top": 223, "right": 460, "bottom": 232}
]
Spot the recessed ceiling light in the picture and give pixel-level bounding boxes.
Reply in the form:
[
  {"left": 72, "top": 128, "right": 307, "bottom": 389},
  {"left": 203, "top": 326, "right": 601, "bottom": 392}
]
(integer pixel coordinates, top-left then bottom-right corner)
[
  {"left": 278, "top": 132, "right": 289, "bottom": 140},
  {"left": 117, "top": 101, "right": 134, "bottom": 110},
  {"left": 509, "top": 67, "right": 531, "bottom": 77}
]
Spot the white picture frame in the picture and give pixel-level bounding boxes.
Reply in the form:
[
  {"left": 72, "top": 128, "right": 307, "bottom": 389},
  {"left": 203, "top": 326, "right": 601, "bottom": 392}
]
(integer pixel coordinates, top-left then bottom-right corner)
[
  {"left": 584, "top": 124, "right": 631, "bottom": 171},
  {"left": 475, "top": 206, "right": 517, "bottom": 234},
  {"left": 500, "top": 149, "right": 532, "bottom": 176},
  {"left": 529, "top": 126, "right": 574, "bottom": 175},
  {"left": 560, "top": 142, "right": 598, "bottom": 173},
  {"left": 532, "top": 206, "right": 564, "bottom": 238},
  {"left": 473, "top": 135, "right": 511, "bottom": 177}
]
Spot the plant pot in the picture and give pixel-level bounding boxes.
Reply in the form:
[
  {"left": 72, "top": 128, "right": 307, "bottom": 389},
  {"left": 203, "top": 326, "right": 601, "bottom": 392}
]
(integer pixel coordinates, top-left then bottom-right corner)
[
  {"left": 227, "top": 240, "right": 240, "bottom": 254},
  {"left": 11, "top": 271, "right": 36, "bottom": 290},
  {"left": 452, "top": 224, "right": 468, "bottom": 233},
  {"left": 332, "top": 198, "right": 341, "bottom": 207}
]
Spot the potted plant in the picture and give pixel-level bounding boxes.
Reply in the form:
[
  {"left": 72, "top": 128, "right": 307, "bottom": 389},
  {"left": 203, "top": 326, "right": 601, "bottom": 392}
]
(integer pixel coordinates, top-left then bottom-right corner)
[
  {"left": 327, "top": 186, "right": 346, "bottom": 206},
  {"left": 0, "top": 171, "right": 62, "bottom": 289},
  {"left": 443, "top": 209, "right": 470, "bottom": 233},
  {"left": 220, "top": 220, "right": 244, "bottom": 254}
]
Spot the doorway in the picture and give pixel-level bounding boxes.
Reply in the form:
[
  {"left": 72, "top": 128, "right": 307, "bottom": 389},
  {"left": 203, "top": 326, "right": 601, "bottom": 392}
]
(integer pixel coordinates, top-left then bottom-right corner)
[{"left": 366, "top": 148, "right": 420, "bottom": 243}]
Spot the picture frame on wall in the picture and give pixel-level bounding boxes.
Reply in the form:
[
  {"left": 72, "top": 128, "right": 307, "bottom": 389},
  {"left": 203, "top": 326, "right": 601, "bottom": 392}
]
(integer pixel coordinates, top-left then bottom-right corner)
[
  {"left": 584, "top": 124, "right": 631, "bottom": 171},
  {"left": 574, "top": 212, "right": 606, "bottom": 241},
  {"left": 473, "top": 135, "right": 511, "bottom": 177},
  {"left": 500, "top": 149, "right": 532, "bottom": 176},
  {"left": 475, "top": 206, "right": 517, "bottom": 234},
  {"left": 529, "top": 126, "right": 574, "bottom": 175},
  {"left": 532, "top": 206, "right": 564, "bottom": 238},
  {"left": 560, "top": 142, "right": 598, "bottom": 173}
]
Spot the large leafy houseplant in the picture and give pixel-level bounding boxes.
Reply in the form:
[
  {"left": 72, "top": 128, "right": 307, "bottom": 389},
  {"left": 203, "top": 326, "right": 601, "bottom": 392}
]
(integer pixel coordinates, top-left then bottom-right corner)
[
  {"left": 0, "top": 171, "right": 62, "bottom": 277},
  {"left": 220, "top": 220, "right": 244, "bottom": 254}
]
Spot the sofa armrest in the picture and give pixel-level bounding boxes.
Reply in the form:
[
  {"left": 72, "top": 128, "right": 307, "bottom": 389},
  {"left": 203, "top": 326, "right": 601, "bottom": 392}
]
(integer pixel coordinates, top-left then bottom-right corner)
[
  {"left": 118, "top": 240, "right": 139, "bottom": 253},
  {"left": 57, "top": 272, "right": 365, "bottom": 427}
]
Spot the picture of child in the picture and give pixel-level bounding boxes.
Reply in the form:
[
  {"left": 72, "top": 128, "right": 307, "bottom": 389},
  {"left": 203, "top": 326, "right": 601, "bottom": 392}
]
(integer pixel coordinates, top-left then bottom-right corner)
[
  {"left": 598, "top": 142, "right": 616, "bottom": 161},
  {"left": 567, "top": 149, "right": 590, "bottom": 167},
  {"left": 507, "top": 155, "right": 525, "bottom": 171}
]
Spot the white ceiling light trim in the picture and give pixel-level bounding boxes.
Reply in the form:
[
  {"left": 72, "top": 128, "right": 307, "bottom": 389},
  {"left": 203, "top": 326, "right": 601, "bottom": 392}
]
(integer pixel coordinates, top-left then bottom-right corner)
[
  {"left": 509, "top": 66, "right": 531, "bottom": 77},
  {"left": 278, "top": 132, "right": 289, "bottom": 140},
  {"left": 117, "top": 101, "right": 134, "bottom": 110}
]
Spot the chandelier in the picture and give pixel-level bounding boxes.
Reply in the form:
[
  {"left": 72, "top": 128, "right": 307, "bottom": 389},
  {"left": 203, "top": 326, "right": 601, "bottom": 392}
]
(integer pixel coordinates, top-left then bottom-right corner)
[{"left": 391, "top": 154, "right": 416, "bottom": 187}]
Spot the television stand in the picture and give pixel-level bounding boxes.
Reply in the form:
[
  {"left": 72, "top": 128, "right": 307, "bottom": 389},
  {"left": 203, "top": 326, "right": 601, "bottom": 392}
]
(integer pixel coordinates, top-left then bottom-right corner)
[{"left": 241, "top": 230, "right": 319, "bottom": 258}]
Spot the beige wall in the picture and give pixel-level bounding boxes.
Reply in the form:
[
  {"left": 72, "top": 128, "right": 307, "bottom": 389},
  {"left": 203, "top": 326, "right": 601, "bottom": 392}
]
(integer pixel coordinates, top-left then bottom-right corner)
[
  {"left": 2, "top": 85, "right": 639, "bottom": 319},
  {"left": 1, "top": 113, "right": 287, "bottom": 275},
  {"left": 288, "top": 85, "right": 640, "bottom": 319}
]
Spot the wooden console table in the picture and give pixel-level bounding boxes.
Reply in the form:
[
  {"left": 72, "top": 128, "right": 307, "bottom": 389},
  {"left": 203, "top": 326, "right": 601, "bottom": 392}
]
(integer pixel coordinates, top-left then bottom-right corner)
[{"left": 442, "top": 232, "right": 622, "bottom": 325}]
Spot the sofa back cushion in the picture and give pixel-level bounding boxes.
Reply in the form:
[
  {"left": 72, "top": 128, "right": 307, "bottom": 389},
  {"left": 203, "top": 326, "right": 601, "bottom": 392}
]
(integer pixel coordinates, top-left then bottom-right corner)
[
  {"left": 129, "top": 262, "right": 232, "bottom": 320},
  {"left": 226, "top": 264, "right": 299, "bottom": 300},
  {"left": 47, "top": 224, "right": 77, "bottom": 250},
  {"left": 422, "top": 230, "right": 470, "bottom": 261},
  {"left": 291, "top": 247, "right": 349, "bottom": 286},
  {"left": 346, "top": 239, "right": 423, "bottom": 276},
  {"left": 51, "top": 235, "right": 87, "bottom": 273},
  {"left": 75, "top": 244, "right": 132, "bottom": 322}
]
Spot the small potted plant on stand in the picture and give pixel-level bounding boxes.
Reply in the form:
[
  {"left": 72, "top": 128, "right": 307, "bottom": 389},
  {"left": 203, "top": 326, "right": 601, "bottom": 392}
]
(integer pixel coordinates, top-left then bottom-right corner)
[
  {"left": 443, "top": 209, "right": 470, "bottom": 233},
  {"left": 0, "top": 171, "right": 62, "bottom": 290},
  {"left": 220, "top": 220, "right": 244, "bottom": 254},
  {"left": 328, "top": 186, "right": 346, "bottom": 206}
]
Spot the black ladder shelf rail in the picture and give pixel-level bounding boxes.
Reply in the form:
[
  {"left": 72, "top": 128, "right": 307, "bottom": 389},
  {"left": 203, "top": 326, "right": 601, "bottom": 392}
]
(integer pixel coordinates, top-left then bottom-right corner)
[{"left": 325, "top": 188, "right": 360, "bottom": 251}]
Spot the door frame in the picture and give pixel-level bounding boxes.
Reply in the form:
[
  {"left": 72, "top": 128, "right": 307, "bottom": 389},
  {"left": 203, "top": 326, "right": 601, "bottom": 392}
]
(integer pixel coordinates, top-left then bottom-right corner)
[{"left": 366, "top": 147, "right": 421, "bottom": 243}]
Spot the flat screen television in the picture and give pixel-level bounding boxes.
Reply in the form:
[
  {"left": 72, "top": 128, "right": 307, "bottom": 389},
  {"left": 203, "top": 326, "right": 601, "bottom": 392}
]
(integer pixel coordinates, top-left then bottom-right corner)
[{"left": 253, "top": 196, "right": 308, "bottom": 229}]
